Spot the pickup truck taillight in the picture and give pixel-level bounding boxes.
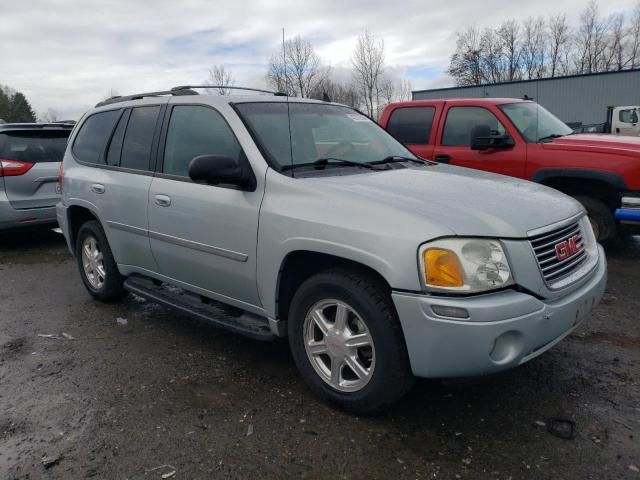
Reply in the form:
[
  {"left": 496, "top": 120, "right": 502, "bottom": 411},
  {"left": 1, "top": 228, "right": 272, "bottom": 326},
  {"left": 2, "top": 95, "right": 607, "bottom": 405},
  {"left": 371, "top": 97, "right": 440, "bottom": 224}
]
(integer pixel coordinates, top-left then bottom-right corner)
[{"left": 0, "top": 159, "right": 34, "bottom": 177}]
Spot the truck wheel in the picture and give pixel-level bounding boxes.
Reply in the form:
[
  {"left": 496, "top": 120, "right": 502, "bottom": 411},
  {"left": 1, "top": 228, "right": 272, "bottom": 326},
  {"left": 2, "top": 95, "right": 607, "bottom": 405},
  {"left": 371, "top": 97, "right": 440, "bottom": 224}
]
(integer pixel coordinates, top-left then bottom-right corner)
[
  {"left": 76, "top": 220, "right": 127, "bottom": 302},
  {"left": 288, "top": 268, "right": 414, "bottom": 414},
  {"left": 573, "top": 196, "right": 616, "bottom": 242}
]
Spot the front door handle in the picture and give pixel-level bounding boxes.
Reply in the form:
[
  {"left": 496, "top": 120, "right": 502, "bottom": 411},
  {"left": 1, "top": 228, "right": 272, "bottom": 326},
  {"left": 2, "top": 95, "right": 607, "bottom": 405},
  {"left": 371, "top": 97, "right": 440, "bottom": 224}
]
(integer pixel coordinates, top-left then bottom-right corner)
[
  {"left": 91, "top": 183, "right": 105, "bottom": 194},
  {"left": 434, "top": 154, "right": 450, "bottom": 163},
  {"left": 154, "top": 194, "right": 171, "bottom": 207}
]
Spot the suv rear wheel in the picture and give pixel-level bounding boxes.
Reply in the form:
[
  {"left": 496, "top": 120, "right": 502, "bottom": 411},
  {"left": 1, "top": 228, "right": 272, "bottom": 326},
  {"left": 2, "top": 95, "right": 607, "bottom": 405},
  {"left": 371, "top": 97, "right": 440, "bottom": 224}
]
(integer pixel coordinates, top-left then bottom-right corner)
[
  {"left": 288, "top": 268, "right": 414, "bottom": 414},
  {"left": 76, "top": 220, "right": 126, "bottom": 301}
]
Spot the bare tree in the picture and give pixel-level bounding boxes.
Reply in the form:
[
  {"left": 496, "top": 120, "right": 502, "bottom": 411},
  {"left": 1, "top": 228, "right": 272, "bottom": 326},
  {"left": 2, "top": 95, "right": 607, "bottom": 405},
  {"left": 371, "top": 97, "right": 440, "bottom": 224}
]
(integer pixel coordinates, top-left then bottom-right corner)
[
  {"left": 398, "top": 78, "right": 413, "bottom": 101},
  {"left": 352, "top": 30, "right": 386, "bottom": 117},
  {"left": 575, "top": 1, "right": 610, "bottom": 73},
  {"left": 522, "top": 17, "right": 547, "bottom": 79},
  {"left": 606, "top": 14, "right": 626, "bottom": 71},
  {"left": 548, "top": 14, "right": 571, "bottom": 77},
  {"left": 208, "top": 65, "right": 235, "bottom": 95},
  {"left": 629, "top": 1, "right": 640, "bottom": 68},
  {"left": 497, "top": 20, "right": 522, "bottom": 81},
  {"left": 312, "top": 78, "right": 361, "bottom": 108},
  {"left": 480, "top": 27, "right": 505, "bottom": 83},
  {"left": 447, "top": 26, "right": 483, "bottom": 86},
  {"left": 40, "top": 108, "right": 59, "bottom": 123},
  {"left": 266, "top": 36, "right": 327, "bottom": 98}
]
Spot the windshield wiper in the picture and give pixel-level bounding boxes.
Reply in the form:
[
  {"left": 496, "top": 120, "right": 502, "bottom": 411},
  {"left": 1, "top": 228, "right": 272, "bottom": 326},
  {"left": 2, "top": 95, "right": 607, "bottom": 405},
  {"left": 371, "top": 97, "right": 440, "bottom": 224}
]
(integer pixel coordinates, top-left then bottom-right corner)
[
  {"left": 281, "top": 158, "right": 382, "bottom": 171},
  {"left": 372, "top": 155, "right": 434, "bottom": 166},
  {"left": 538, "top": 132, "right": 574, "bottom": 143}
]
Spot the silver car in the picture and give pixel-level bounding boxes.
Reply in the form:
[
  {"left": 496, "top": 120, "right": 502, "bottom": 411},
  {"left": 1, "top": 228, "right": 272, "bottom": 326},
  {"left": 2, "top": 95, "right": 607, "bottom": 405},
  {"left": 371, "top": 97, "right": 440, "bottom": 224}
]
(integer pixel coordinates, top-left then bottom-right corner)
[
  {"left": 0, "top": 122, "right": 74, "bottom": 230},
  {"left": 57, "top": 87, "right": 607, "bottom": 413}
]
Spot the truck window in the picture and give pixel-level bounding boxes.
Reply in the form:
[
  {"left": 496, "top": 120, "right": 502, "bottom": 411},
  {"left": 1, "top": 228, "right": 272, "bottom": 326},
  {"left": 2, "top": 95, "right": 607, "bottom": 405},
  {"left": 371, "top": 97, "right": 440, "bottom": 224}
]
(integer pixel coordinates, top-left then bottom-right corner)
[
  {"left": 162, "top": 105, "right": 242, "bottom": 177},
  {"left": 441, "top": 107, "right": 505, "bottom": 147},
  {"left": 619, "top": 108, "right": 638, "bottom": 124},
  {"left": 386, "top": 107, "right": 435, "bottom": 145}
]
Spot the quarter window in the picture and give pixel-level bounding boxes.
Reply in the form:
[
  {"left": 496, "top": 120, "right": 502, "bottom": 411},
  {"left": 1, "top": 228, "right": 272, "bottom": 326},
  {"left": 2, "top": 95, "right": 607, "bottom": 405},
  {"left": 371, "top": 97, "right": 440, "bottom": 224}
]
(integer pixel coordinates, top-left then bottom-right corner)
[
  {"left": 163, "top": 105, "right": 242, "bottom": 177},
  {"left": 72, "top": 110, "right": 121, "bottom": 164},
  {"left": 120, "top": 106, "right": 161, "bottom": 171},
  {"left": 441, "top": 107, "right": 505, "bottom": 147},
  {"left": 386, "top": 107, "right": 435, "bottom": 145}
]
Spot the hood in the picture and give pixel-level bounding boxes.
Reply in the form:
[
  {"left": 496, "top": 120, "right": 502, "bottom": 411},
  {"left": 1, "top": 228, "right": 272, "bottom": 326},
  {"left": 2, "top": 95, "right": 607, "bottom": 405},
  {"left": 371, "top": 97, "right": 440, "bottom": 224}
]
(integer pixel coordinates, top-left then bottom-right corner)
[
  {"left": 306, "top": 164, "right": 583, "bottom": 238},
  {"left": 543, "top": 133, "right": 640, "bottom": 158}
]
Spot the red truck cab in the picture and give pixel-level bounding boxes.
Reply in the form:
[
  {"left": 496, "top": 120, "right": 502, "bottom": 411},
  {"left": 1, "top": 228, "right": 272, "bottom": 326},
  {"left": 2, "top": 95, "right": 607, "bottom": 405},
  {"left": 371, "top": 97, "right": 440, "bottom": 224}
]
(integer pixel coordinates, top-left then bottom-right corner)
[{"left": 379, "top": 99, "right": 640, "bottom": 241}]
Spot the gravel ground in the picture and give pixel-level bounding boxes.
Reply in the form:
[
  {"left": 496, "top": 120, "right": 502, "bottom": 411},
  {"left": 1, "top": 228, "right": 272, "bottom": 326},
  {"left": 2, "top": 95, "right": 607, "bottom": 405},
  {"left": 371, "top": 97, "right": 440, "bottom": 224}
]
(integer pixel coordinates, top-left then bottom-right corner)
[{"left": 0, "top": 228, "right": 638, "bottom": 480}]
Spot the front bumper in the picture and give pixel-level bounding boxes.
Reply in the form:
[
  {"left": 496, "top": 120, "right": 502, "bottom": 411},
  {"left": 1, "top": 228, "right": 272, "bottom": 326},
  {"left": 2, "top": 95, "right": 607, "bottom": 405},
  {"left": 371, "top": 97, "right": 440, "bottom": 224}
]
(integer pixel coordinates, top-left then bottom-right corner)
[
  {"left": 392, "top": 245, "right": 607, "bottom": 378},
  {"left": 0, "top": 192, "right": 57, "bottom": 231}
]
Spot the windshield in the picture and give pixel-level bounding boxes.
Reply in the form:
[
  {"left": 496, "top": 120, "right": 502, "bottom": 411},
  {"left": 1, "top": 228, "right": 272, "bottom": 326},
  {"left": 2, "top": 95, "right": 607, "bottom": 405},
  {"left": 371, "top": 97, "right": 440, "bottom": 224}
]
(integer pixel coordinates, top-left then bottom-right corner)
[
  {"left": 500, "top": 102, "right": 573, "bottom": 143},
  {"left": 234, "top": 102, "right": 415, "bottom": 170}
]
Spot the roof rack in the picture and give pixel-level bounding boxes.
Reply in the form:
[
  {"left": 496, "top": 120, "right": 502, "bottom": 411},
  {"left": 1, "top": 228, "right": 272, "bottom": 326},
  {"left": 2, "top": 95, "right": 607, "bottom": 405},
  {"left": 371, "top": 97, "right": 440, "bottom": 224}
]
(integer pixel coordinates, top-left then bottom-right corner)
[
  {"left": 95, "top": 85, "right": 286, "bottom": 108},
  {"left": 0, "top": 122, "right": 76, "bottom": 129}
]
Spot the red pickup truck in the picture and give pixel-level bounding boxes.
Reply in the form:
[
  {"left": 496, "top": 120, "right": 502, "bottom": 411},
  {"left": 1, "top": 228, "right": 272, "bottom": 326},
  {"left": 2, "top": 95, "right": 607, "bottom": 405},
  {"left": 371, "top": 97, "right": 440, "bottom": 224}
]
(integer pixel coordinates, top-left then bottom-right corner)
[{"left": 379, "top": 98, "right": 640, "bottom": 241}]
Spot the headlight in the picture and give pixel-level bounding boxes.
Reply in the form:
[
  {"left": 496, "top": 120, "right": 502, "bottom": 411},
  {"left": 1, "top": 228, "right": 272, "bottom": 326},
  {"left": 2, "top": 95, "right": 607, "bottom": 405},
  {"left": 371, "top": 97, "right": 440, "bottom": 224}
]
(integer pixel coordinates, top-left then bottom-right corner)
[{"left": 419, "top": 238, "right": 514, "bottom": 293}]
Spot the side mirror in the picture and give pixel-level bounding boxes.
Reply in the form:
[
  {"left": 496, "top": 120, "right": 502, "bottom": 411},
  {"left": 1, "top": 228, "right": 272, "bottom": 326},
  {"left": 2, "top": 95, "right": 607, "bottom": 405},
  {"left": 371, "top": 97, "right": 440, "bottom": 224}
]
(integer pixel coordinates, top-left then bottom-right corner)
[
  {"left": 188, "top": 155, "right": 255, "bottom": 190},
  {"left": 470, "top": 124, "right": 515, "bottom": 151}
]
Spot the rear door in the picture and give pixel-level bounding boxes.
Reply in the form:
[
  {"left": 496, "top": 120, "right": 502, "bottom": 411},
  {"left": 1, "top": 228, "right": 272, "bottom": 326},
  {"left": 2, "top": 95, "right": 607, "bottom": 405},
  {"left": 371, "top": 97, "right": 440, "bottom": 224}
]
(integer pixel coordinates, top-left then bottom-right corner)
[
  {"left": 383, "top": 104, "right": 439, "bottom": 160},
  {"left": 0, "top": 128, "right": 70, "bottom": 209},
  {"left": 432, "top": 104, "right": 527, "bottom": 178}
]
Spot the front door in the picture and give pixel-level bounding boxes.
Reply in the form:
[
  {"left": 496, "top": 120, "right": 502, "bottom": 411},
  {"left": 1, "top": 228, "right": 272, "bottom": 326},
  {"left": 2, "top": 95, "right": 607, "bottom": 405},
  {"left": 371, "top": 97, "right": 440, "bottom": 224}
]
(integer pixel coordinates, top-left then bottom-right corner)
[
  {"left": 148, "top": 104, "right": 263, "bottom": 309},
  {"left": 432, "top": 105, "right": 526, "bottom": 178},
  {"left": 615, "top": 107, "right": 640, "bottom": 136}
]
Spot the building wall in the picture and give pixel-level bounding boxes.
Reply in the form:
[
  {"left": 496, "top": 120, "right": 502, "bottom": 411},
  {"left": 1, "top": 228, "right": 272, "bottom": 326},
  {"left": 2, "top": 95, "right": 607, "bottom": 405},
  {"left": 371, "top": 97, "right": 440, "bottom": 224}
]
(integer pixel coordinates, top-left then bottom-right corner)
[{"left": 413, "top": 70, "right": 640, "bottom": 126}]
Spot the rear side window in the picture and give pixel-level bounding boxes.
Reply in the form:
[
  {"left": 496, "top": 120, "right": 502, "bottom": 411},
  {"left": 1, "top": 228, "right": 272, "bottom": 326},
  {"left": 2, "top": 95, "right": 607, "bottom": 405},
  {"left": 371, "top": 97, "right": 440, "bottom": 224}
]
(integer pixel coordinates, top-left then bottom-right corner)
[
  {"left": 441, "top": 107, "right": 505, "bottom": 147},
  {"left": 120, "top": 106, "right": 161, "bottom": 171},
  {"left": 162, "top": 105, "right": 242, "bottom": 177},
  {"left": 0, "top": 130, "right": 70, "bottom": 163},
  {"left": 72, "top": 110, "right": 121, "bottom": 164},
  {"left": 386, "top": 107, "right": 435, "bottom": 145},
  {"left": 106, "top": 110, "right": 130, "bottom": 166}
]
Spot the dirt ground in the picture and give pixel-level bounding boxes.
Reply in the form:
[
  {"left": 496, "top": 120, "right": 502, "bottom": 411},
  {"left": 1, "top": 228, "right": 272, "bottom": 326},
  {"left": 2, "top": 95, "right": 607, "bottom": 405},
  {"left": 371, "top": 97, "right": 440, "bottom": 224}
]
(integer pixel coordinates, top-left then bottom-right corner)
[{"left": 0, "top": 228, "right": 638, "bottom": 480}]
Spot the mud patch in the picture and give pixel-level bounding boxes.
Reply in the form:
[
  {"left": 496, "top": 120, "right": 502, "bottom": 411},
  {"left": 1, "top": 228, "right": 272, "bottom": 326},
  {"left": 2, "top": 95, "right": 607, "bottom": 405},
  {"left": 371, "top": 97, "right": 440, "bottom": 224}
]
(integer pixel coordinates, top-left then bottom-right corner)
[{"left": 0, "top": 337, "right": 30, "bottom": 361}]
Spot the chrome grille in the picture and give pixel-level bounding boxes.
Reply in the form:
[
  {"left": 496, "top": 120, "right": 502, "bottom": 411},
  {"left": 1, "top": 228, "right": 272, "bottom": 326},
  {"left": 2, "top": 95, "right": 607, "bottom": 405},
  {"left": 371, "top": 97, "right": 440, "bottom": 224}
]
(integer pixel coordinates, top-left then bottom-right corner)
[{"left": 529, "top": 220, "right": 587, "bottom": 285}]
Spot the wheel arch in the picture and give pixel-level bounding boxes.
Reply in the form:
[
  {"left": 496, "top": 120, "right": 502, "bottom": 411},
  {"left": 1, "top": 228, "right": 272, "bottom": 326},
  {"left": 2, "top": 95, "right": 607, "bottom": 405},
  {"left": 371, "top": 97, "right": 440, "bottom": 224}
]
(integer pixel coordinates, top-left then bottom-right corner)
[
  {"left": 532, "top": 168, "right": 624, "bottom": 209},
  {"left": 274, "top": 250, "right": 394, "bottom": 327},
  {"left": 66, "top": 201, "right": 101, "bottom": 254}
]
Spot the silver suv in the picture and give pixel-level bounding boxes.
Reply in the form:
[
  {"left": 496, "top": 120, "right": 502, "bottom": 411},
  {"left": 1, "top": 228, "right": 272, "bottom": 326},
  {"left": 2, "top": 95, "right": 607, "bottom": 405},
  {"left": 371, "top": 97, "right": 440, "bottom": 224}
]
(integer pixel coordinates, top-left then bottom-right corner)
[
  {"left": 57, "top": 87, "right": 607, "bottom": 413},
  {"left": 0, "top": 122, "right": 73, "bottom": 230}
]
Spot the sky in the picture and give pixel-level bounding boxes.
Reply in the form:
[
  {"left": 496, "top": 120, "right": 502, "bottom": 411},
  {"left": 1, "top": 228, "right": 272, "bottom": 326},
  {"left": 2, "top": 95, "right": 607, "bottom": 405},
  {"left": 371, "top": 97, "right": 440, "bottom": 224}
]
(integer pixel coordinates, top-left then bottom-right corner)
[{"left": 0, "top": 0, "right": 636, "bottom": 120}]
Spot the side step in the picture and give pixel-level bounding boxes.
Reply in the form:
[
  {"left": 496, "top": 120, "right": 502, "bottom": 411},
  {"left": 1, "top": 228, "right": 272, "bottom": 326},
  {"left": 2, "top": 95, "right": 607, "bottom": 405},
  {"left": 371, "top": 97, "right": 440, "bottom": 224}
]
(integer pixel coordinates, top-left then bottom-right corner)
[{"left": 123, "top": 275, "right": 275, "bottom": 341}]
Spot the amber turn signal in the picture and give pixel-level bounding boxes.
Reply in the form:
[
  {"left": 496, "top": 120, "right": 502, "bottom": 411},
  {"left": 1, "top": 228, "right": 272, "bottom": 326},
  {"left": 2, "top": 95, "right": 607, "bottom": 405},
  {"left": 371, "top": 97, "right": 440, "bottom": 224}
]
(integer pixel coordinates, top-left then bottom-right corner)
[{"left": 423, "top": 248, "right": 465, "bottom": 288}]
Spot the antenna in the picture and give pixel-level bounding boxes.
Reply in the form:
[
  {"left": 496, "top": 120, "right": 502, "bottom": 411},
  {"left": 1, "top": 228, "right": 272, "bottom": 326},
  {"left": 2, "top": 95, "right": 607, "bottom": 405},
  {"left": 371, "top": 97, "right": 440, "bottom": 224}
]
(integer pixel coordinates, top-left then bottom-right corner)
[{"left": 282, "top": 28, "right": 295, "bottom": 176}]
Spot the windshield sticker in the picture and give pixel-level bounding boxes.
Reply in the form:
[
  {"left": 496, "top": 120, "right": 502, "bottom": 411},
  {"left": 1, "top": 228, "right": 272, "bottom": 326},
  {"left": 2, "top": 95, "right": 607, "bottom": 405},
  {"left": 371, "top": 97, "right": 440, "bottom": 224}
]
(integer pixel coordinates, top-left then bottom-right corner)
[{"left": 346, "top": 113, "right": 371, "bottom": 122}]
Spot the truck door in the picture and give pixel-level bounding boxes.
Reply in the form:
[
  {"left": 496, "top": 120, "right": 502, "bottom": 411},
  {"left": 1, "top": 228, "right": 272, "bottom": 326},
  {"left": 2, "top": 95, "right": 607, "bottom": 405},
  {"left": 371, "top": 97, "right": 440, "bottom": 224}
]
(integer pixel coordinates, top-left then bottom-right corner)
[
  {"left": 432, "top": 105, "right": 526, "bottom": 178},
  {"left": 384, "top": 105, "right": 439, "bottom": 160},
  {"left": 613, "top": 107, "right": 640, "bottom": 136}
]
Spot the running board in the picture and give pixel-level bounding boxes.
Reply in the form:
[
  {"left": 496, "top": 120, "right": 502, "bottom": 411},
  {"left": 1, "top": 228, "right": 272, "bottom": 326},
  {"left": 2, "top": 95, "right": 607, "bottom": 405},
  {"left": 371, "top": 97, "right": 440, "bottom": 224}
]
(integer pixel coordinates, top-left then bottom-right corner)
[{"left": 123, "top": 275, "right": 275, "bottom": 341}]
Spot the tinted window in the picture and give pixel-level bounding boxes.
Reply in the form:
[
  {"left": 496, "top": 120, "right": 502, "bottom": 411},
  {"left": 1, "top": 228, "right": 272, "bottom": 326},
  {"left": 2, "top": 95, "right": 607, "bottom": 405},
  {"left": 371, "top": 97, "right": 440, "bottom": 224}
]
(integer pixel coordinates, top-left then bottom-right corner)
[
  {"left": 619, "top": 108, "right": 638, "bottom": 124},
  {"left": 163, "top": 105, "right": 242, "bottom": 177},
  {"left": 72, "top": 110, "right": 121, "bottom": 163},
  {"left": 120, "top": 106, "right": 161, "bottom": 171},
  {"left": 0, "top": 130, "right": 70, "bottom": 163},
  {"left": 106, "top": 110, "right": 129, "bottom": 166},
  {"left": 386, "top": 107, "right": 435, "bottom": 144},
  {"left": 442, "top": 107, "right": 505, "bottom": 147}
]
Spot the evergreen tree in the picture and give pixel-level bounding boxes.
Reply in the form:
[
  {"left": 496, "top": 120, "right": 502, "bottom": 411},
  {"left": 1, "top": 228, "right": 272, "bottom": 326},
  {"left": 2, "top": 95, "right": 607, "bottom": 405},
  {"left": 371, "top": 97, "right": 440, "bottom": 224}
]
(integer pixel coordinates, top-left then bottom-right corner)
[
  {"left": 0, "top": 88, "right": 10, "bottom": 122},
  {"left": 9, "top": 92, "right": 36, "bottom": 122}
]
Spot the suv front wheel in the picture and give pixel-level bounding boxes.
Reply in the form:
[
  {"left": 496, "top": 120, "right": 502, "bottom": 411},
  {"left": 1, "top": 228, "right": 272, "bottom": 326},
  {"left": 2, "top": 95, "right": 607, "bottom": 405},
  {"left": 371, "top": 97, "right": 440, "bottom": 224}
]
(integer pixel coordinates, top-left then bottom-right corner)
[
  {"left": 288, "top": 268, "right": 414, "bottom": 414},
  {"left": 76, "top": 220, "right": 126, "bottom": 301}
]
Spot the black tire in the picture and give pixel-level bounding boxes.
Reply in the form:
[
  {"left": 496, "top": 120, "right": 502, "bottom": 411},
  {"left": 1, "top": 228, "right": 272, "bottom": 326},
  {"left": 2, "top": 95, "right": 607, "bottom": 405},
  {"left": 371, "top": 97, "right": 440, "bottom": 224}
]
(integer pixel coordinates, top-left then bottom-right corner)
[
  {"left": 573, "top": 195, "right": 616, "bottom": 242},
  {"left": 76, "top": 220, "right": 127, "bottom": 302},
  {"left": 288, "top": 268, "right": 415, "bottom": 414}
]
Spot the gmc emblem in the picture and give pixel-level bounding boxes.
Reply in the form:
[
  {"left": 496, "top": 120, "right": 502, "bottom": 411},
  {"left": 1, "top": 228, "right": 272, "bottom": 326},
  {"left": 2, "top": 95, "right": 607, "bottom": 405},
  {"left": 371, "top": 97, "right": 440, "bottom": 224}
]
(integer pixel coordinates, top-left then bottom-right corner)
[{"left": 555, "top": 235, "right": 582, "bottom": 261}]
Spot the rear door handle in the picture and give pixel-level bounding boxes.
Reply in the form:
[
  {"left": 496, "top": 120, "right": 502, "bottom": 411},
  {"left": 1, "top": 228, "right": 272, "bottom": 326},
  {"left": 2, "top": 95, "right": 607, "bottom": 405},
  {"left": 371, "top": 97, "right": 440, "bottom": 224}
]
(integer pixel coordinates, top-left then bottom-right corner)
[
  {"left": 91, "top": 183, "right": 105, "bottom": 194},
  {"left": 434, "top": 154, "right": 450, "bottom": 163},
  {"left": 154, "top": 194, "right": 171, "bottom": 207}
]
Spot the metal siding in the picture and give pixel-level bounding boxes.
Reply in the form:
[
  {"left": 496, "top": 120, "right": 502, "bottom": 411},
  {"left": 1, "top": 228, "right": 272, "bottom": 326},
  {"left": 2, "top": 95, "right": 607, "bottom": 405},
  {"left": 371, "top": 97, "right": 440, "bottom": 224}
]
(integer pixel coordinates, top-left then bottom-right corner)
[{"left": 413, "top": 70, "right": 640, "bottom": 125}]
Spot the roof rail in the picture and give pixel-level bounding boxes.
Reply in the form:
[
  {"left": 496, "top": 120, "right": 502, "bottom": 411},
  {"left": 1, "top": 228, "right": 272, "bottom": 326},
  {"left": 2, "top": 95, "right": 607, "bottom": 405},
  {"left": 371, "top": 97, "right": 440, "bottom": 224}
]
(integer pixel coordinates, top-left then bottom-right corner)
[{"left": 95, "top": 85, "right": 286, "bottom": 108}]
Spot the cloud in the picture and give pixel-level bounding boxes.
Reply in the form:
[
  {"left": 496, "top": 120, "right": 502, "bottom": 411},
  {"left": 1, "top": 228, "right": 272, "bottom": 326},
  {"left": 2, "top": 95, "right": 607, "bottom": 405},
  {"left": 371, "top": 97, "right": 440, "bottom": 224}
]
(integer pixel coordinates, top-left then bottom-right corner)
[{"left": 0, "top": 0, "right": 635, "bottom": 119}]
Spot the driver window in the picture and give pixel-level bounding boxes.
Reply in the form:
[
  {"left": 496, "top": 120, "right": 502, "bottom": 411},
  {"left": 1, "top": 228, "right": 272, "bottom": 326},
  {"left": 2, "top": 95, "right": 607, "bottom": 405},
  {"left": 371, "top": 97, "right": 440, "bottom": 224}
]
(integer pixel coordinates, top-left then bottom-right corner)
[
  {"left": 619, "top": 108, "right": 638, "bottom": 124},
  {"left": 442, "top": 107, "right": 506, "bottom": 147},
  {"left": 163, "top": 105, "right": 242, "bottom": 177}
]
